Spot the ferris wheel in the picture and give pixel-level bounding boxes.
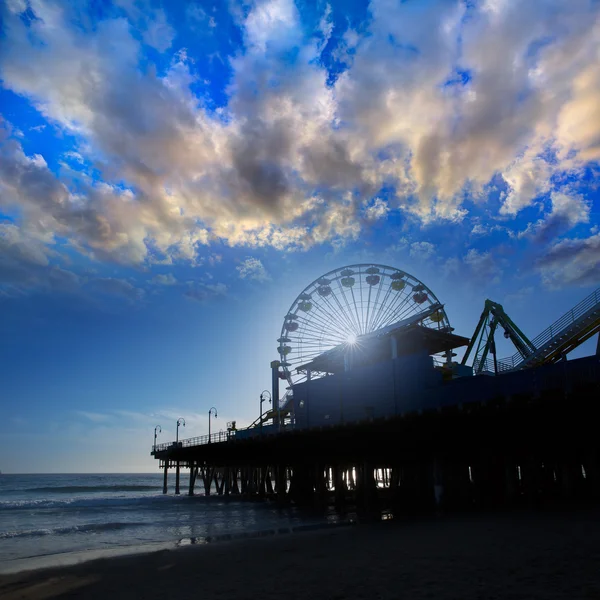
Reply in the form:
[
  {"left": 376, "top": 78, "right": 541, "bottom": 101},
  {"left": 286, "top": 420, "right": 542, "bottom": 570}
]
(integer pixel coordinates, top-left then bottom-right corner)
[{"left": 278, "top": 264, "right": 450, "bottom": 387}]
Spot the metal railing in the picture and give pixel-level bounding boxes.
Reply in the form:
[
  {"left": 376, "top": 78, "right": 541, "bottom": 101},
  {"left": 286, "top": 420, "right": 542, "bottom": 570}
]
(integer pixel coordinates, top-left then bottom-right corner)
[
  {"left": 488, "top": 287, "right": 600, "bottom": 372},
  {"left": 153, "top": 430, "right": 234, "bottom": 453},
  {"left": 153, "top": 390, "right": 296, "bottom": 454}
]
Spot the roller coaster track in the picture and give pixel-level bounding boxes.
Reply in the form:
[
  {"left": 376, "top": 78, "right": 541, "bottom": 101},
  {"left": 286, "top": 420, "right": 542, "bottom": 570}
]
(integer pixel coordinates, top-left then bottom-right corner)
[{"left": 477, "top": 287, "right": 600, "bottom": 374}]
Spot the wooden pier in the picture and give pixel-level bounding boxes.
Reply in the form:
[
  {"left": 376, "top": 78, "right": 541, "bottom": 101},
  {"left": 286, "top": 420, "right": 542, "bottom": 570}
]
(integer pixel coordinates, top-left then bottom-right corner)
[{"left": 153, "top": 355, "right": 600, "bottom": 514}]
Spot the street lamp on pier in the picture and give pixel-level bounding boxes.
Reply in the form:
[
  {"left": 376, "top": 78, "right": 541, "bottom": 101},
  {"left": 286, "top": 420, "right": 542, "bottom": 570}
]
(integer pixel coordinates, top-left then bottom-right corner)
[
  {"left": 154, "top": 425, "right": 161, "bottom": 452},
  {"left": 176, "top": 418, "right": 185, "bottom": 446},
  {"left": 260, "top": 390, "right": 271, "bottom": 434},
  {"left": 208, "top": 407, "right": 218, "bottom": 442}
]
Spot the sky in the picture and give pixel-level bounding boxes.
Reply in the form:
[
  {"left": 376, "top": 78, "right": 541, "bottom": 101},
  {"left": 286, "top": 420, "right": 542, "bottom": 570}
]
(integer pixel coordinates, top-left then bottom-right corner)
[{"left": 1, "top": 0, "right": 600, "bottom": 473}]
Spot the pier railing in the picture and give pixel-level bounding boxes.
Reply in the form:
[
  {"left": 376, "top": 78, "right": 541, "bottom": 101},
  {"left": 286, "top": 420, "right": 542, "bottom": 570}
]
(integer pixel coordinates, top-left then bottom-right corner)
[{"left": 154, "top": 430, "right": 234, "bottom": 452}]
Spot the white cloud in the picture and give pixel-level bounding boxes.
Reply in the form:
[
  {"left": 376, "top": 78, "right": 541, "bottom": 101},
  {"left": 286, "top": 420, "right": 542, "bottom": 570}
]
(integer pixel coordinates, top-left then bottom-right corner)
[
  {"left": 471, "top": 224, "right": 488, "bottom": 236},
  {"left": 500, "top": 154, "right": 553, "bottom": 215},
  {"left": 63, "top": 150, "right": 84, "bottom": 164},
  {"left": 363, "top": 198, "right": 389, "bottom": 221},
  {"left": 236, "top": 257, "right": 270, "bottom": 282},
  {"left": 409, "top": 241, "right": 436, "bottom": 261}
]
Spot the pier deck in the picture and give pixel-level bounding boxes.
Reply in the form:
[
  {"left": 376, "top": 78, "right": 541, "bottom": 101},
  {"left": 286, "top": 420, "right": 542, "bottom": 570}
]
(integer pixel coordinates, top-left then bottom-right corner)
[{"left": 153, "top": 355, "right": 600, "bottom": 512}]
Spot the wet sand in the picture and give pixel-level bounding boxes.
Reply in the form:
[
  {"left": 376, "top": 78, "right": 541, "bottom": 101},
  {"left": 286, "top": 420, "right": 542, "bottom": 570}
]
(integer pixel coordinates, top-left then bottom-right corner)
[{"left": 1, "top": 510, "right": 599, "bottom": 599}]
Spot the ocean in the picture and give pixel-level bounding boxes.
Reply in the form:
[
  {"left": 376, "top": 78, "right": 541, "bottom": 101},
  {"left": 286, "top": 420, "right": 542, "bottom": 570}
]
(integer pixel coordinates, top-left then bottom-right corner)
[{"left": 0, "top": 473, "right": 344, "bottom": 574}]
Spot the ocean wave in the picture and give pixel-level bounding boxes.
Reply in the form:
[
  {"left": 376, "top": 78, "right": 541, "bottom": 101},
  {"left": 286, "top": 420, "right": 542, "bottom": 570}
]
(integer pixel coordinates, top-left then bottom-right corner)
[
  {"left": 0, "top": 522, "right": 146, "bottom": 540},
  {"left": 23, "top": 485, "right": 160, "bottom": 494},
  {"left": 0, "top": 495, "right": 175, "bottom": 511}
]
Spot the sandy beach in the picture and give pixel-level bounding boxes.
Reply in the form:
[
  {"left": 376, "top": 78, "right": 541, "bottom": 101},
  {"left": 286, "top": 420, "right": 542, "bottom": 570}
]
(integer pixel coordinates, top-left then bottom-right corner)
[{"left": 1, "top": 509, "right": 599, "bottom": 600}]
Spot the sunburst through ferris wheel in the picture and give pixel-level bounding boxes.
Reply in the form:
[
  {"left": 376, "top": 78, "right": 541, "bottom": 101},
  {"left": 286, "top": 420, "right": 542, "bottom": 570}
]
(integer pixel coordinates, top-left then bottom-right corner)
[{"left": 278, "top": 264, "right": 451, "bottom": 388}]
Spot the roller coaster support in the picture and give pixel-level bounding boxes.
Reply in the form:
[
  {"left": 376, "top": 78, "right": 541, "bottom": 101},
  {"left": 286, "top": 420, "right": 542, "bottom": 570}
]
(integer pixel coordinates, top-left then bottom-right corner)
[{"left": 462, "top": 300, "right": 536, "bottom": 375}]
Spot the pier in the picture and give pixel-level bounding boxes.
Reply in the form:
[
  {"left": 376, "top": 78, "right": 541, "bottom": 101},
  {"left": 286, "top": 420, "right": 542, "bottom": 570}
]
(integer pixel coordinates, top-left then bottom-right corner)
[
  {"left": 152, "top": 265, "right": 600, "bottom": 515},
  {"left": 153, "top": 355, "right": 600, "bottom": 513}
]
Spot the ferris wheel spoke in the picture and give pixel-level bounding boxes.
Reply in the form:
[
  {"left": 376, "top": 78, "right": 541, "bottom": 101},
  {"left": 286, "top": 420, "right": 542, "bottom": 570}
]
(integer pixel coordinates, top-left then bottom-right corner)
[
  {"left": 358, "top": 267, "right": 367, "bottom": 334},
  {"left": 295, "top": 331, "right": 348, "bottom": 346},
  {"left": 349, "top": 286, "right": 363, "bottom": 335},
  {"left": 396, "top": 298, "right": 433, "bottom": 323},
  {"left": 295, "top": 331, "right": 347, "bottom": 350},
  {"left": 331, "top": 284, "right": 361, "bottom": 335},
  {"left": 383, "top": 292, "right": 418, "bottom": 328},
  {"left": 380, "top": 288, "right": 421, "bottom": 330},
  {"left": 320, "top": 291, "right": 357, "bottom": 336},
  {"left": 310, "top": 292, "right": 356, "bottom": 340},
  {"left": 334, "top": 278, "right": 362, "bottom": 335},
  {"left": 294, "top": 321, "right": 348, "bottom": 346},
  {"left": 364, "top": 283, "right": 374, "bottom": 334},
  {"left": 366, "top": 275, "right": 385, "bottom": 333},
  {"left": 293, "top": 302, "right": 350, "bottom": 337},
  {"left": 295, "top": 306, "right": 348, "bottom": 343},
  {"left": 326, "top": 283, "right": 360, "bottom": 334},
  {"left": 369, "top": 281, "right": 395, "bottom": 333},
  {"left": 371, "top": 285, "right": 411, "bottom": 331},
  {"left": 294, "top": 309, "right": 341, "bottom": 337},
  {"left": 367, "top": 272, "right": 388, "bottom": 332},
  {"left": 394, "top": 298, "right": 428, "bottom": 325}
]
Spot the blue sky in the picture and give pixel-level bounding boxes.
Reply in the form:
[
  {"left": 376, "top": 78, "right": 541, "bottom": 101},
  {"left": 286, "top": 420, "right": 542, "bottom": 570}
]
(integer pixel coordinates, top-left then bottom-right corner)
[{"left": 1, "top": 0, "right": 600, "bottom": 472}]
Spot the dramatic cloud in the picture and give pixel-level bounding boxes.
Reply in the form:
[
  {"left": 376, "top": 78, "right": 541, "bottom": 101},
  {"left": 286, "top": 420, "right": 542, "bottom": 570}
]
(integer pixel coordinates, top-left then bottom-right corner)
[{"left": 0, "top": 0, "right": 599, "bottom": 292}]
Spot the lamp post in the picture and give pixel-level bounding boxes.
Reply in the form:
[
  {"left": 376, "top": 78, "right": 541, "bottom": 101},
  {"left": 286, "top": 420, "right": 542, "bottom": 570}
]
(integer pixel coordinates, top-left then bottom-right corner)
[
  {"left": 260, "top": 390, "right": 271, "bottom": 434},
  {"left": 208, "top": 407, "right": 217, "bottom": 442},
  {"left": 176, "top": 418, "right": 185, "bottom": 446},
  {"left": 154, "top": 425, "right": 162, "bottom": 452}
]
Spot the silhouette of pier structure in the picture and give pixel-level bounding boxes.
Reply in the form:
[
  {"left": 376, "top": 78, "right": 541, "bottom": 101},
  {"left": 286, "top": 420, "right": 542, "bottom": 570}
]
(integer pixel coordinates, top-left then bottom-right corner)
[{"left": 152, "top": 267, "right": 600, "bottom": 514}]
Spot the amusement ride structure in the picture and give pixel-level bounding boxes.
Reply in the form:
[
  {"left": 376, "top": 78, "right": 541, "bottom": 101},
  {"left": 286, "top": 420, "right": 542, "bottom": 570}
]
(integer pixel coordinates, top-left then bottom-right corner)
[{"left": 278, "top": 264, "right": 451, "bottom": 387}]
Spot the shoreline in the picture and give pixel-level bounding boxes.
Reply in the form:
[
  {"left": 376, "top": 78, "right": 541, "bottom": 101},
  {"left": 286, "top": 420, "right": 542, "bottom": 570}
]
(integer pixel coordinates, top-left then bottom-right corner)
[
  {"left": 0, "top": 519, "right": 357, "bottom": 576},
  {"left": 2, "top": 509, "right": 600, "bottom": 599}
]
